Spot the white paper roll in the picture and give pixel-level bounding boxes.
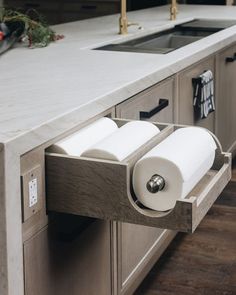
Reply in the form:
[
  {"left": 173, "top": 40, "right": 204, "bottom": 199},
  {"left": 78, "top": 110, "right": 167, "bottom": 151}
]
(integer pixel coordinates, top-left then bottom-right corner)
[
  {"left": 81, "top": 121, "right": 160, "bottom": 161},
  {"left": 132, "top": 127, "right": 217, "bottom": 211},
  {"left": 49, "top": 117, "right": 118, "bottom": 156}
]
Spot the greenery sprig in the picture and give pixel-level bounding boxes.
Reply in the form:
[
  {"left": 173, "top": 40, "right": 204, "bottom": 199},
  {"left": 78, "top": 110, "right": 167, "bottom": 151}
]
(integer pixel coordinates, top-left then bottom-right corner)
[{"left": 0, "top": 7, "right": 64, "bottom": 48}]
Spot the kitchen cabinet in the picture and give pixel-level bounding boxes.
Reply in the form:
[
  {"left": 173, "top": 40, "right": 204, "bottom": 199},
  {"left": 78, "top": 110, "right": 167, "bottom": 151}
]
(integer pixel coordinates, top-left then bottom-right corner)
[
  {"left": 4, "top": 0, "right": 120, "bottom": 23},
  {"left": 115, "top": 78, "right": 177, "bottom": 295},
  {"left": 24, "top": 219, "right": 113, "bottom": 295},
  {"left": 177, "top": 56, "right": 215, "bottom": 132},
  {"left": 20, "top": 42, "right": 234, "bottom": 295},
  {"left": 216, "top": 43, "right": 236, "bottom": 152},
  {"left": 21, "top": 110, "right": 116, "bottom": 295}
]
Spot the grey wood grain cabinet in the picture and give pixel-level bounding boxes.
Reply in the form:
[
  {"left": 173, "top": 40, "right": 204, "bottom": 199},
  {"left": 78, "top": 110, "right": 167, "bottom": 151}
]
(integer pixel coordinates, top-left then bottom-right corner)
[
  {"left": 116, "top": 77, "right": 175, "bottom": 123},
  {"left": 115, "top": 77, "right": 177, "bottom": 295},
  {"left": 216, "top": 43, "right": 236, "bottom": 153},
  {"left": 116, "top": 224, "right": 176, "bottom": 295},
  {"left": 177, "top": 56, "right": 215, "bottom": 132},
  {"left": 21, "top": 109, "right": 116, "bottom": 295},
  {"left": 24, "top": 220, "right": 113, "bottom": 295},
  {"left": 20, "top": 48, "right": 234, "bottom": 295}
]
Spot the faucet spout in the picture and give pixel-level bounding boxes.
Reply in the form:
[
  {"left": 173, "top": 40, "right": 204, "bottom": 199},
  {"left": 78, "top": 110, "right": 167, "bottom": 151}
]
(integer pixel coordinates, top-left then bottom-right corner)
[{"left": 170, "top": 0, "right": 178, "bottom": 20}]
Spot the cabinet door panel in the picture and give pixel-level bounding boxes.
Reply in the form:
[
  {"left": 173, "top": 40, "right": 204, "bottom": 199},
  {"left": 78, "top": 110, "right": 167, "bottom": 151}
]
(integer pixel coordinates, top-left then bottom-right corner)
[
  {"left": 216, "top": 43, "right": 236, "bottom": 152},
  {"left": 118, "top": 223, "right": 176, "bottom": 295},
  {"left": 178, "top": 57, "right": 215, "bottom": 132},
  {"left": 24, "top": 220, "right": 112, "bottom": 295},
  {"left": 121, "top": 224, "right": 163, "bottom": 284}
]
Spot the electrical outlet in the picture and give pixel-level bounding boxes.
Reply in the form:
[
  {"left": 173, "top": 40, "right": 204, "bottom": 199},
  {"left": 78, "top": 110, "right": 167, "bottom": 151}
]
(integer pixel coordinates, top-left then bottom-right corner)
[
  {"left": 21, "top": 165, "right": 43, "bottom": 221},
  {"left": 29, "top": 178, "right": 38, "bottom": 207}
]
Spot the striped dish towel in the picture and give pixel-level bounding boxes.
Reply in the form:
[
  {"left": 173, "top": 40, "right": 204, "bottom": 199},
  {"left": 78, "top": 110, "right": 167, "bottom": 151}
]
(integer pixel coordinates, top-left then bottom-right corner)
[{"left": 193, "top": 70, "right": 215, "bottom": 119}]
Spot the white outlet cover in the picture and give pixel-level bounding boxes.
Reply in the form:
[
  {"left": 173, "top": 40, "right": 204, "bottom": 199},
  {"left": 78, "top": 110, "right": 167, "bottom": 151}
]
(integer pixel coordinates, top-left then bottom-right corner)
[{"left": 29, "top": 178, "right": 38, "bottom": 207}]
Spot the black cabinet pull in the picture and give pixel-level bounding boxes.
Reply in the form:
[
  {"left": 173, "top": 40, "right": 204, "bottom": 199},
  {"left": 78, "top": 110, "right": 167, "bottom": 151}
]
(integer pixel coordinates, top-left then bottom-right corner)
[
  {"left": 226, "top": 53, "right": 236, "bottom": 63},
  {"left": 81, "top": 5, "right": 97, "bottom": 10},
  {"left": 140, "top": 99, "right": 169, "bottom": 120}
]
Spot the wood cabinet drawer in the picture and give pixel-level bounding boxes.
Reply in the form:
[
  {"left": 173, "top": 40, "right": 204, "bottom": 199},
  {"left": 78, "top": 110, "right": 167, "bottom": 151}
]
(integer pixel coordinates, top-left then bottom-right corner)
[
  {"left": 116, "top": 77, "right": 175, "bottom": 124},
  {"left": 60, "top": 2, "right": 119, "bottom": 22},
  {"left": 45, "top": 119, "right": 231, "bottom": 233},
  {"left": 4, "top": 0, "right": 60, "bottom": 11}
]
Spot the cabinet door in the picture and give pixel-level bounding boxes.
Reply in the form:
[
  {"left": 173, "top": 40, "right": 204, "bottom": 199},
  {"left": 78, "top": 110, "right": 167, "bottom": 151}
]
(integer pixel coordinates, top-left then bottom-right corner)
[
  {"left": 115, "top": 77, "right": 176, "bottom": 295},
  {"left": 24, "top": 220, "right": 112, "bottom": 295},
  {"left": 216, "top": 43, "right": 236, "bottom": 152},
  {"left": 177, "top": 56, "right": 215, "bottom": 132},
  {"left": 116, "top": 77, "right": 175, "bottom": 123},
  {"left": 117, "top": 223, "right": 176, "bottom": 295}
]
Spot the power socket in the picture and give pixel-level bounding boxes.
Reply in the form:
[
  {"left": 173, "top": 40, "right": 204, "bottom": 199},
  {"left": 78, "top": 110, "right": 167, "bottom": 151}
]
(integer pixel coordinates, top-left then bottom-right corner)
[
  {"left": 29, "top": 178, "right": 38, "bottom": 207},
  {"left": 21, "top": 165, "right": 43, "bottom": 221}
]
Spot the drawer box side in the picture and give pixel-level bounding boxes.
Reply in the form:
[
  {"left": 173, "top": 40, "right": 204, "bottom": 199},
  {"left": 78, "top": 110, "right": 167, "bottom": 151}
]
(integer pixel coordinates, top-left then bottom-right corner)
[{"left": 45, "top": 121, "right": 231, "bottom": 233}]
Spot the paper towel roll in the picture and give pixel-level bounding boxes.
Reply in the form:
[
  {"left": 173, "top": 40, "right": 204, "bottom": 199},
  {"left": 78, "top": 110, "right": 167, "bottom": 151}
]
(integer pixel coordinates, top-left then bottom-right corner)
[
  {"left": 132, "top": 127, "right": 217, "bottom": 211},
  {"left": 49, "top": 117, "right": 118, "bottom": 156},
  {"left": 81, "top": 121, "right": 160, "bottom": 161}
]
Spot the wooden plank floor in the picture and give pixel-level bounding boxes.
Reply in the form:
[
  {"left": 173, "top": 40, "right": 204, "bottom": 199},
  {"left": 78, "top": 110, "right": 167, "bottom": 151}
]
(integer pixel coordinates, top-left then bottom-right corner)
[{"left": 135, "top": 160, "right": 236, "bottom": 295}]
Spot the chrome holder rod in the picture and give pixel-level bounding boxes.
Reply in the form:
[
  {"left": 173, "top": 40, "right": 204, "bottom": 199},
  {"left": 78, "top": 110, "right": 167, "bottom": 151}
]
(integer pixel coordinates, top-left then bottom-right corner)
[{"left": 146, "top": 174, "right": 165, "bottom": 194}]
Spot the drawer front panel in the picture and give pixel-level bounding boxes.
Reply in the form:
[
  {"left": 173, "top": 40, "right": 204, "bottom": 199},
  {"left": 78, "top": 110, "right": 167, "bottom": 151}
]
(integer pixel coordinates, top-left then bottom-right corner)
[{"left": 116, "top": 77, "right": 175, "bottom": 124}]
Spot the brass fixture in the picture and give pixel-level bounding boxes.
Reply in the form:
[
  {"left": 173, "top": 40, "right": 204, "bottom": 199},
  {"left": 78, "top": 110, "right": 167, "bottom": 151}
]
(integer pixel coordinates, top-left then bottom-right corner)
[
  {"left": 119, "top": 0, "right": 140, "bottom": 34},
  {"left": 119, "top": 0, "right": 177, "bottom": 34},
  {"left": 170, "top": 0, "right": 178, "bottom": 21}
]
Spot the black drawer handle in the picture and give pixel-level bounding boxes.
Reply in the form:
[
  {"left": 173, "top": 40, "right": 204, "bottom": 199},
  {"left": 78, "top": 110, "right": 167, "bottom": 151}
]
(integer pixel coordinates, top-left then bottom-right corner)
[
  {"left": 24, "top": 3, "right": 40, "bottom": 8},
  {"left": 81, "top": 5, "right": 97, "bottom": 10},
  {"left": 140, "top": 99, "right": 169, "bottom": 120},
  {"left": 226, "top": 53, "right": 236, "bottom": 63}
]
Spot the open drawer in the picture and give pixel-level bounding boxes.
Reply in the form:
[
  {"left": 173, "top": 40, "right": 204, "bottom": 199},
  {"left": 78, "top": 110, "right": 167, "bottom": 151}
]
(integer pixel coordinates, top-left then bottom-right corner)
[{"left": 45, "top": 119, "right": 231, "bottom": 233}]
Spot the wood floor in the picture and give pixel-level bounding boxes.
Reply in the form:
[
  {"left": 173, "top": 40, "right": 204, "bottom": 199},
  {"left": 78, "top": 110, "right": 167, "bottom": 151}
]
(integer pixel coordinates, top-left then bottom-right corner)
[{"left": 135, "top": 161, "right": 236, "bottom": 295}]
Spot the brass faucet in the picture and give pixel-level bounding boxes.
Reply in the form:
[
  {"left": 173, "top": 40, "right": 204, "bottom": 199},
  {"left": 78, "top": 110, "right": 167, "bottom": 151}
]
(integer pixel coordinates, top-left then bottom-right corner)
[
  {"left": 170, "top": 0, "right": 178, "bottom": 20},
  {"left": 119, "top": 0, "right": 177, "bottom": 34},
  {"left": 119, "top": 0, "right": 140, "bottom": 34}
]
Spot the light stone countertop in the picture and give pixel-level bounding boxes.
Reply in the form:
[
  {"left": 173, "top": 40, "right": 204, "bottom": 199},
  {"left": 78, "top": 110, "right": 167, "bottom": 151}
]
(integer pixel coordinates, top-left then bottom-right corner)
[{"left": 1, "top": 4, "right": 236, "bottom": 155}]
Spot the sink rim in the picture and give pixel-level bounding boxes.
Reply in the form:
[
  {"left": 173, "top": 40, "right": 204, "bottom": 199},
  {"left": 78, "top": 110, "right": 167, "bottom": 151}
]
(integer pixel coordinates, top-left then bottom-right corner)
[{"left": 94, "top": 18, "right": 236, "bottom": 55}]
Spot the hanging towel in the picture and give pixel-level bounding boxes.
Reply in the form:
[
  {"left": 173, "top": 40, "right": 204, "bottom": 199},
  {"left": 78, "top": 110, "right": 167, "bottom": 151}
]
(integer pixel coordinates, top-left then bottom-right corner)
[{"left": 193, "top": 70, "right": 215, "bottom": 120}]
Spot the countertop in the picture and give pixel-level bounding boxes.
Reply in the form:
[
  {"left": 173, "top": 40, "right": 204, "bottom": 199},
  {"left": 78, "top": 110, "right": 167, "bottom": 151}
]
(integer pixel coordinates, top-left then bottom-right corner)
[{"left": 2, "top": 4, "right": 236, "bottom": 155}]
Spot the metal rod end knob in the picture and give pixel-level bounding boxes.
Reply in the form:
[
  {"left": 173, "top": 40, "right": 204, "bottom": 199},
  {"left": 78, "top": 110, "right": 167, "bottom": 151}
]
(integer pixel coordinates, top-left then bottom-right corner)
[{"left": 146, "top": 175, "right": 165, "bottom": 194}]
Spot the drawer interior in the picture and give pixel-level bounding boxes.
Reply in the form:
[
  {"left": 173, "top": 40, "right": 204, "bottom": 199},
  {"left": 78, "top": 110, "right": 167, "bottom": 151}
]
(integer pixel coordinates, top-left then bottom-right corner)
[{"left": 45, "top": 119, "right": 231, "bottom": 233}]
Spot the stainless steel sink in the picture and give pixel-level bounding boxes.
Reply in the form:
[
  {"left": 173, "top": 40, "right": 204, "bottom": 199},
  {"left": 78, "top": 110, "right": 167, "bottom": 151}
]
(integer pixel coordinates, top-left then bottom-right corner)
[{"left": 96, "top": 19, "right": 236, "bottom": 54}]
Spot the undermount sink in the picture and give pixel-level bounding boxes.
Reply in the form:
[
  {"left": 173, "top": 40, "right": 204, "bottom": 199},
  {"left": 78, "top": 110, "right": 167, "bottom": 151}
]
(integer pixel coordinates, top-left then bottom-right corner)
[{"left": 95, "top": 19, "right": 236, "bottom": 54}]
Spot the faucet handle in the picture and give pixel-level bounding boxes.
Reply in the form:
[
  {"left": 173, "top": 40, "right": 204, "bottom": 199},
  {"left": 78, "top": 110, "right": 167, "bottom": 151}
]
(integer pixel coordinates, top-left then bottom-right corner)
[
  {"left": 127, "top": 22, "right": 143, "bottom": 30},
  {"left": 127, "top": 22, "right": 139, "bottom": 27}
]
